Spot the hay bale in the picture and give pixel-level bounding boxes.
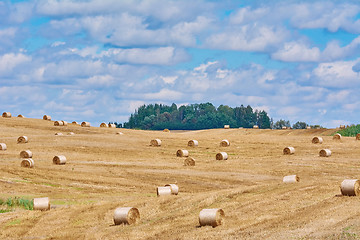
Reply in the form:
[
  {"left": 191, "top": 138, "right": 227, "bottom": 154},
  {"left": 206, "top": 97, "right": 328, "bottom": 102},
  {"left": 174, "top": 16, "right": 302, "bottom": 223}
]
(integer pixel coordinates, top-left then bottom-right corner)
[
  {"left": 81, "top": 121, "right": 90, "bottom": 127},
  {"left": 283, "top": 175, "right": 299, "bottom": 183},
  {"left": 319, "top": 149, "right": 331, "bottom": 157},
  {"left": 312, "top": 136, "right": 323, "bottom": 144},
  {"left": 113, "top": 207, "right": 140, "bottom": 225},
  {"left": 220, "top": 139, "right": 230, "bottom": 147},
  {"left": 21, "top": 158, "right": 34, "bottom": 168},
  {"left": 340, "top": 179, "right": 360, "bottom": 196},
  {"left": 224, "top": 125, "right": 230, "bottom": 129},
  {"left": 306, "top": 126, "right": 311, "bottom": 129},
  {"left": 199, "top": 208, "right": 225, "bottom": 227},
  {"left": 184, "top": 157, "right": 195, "bottom": 166},
  {"left": 356, "top": 133, "right": 360, "bottom": 140},
  {"left": 20, "top": 150, "right": 32, "bottom": 158},
  {"left": 116, "top": 132, "right": 124, "bottom": 135},
  {"left": 0, "top": 143, "right": 7, "bottom": 150},
  {"left": 43, "top": 115, "right": 51, "bottom": 121},
  {"left": 282, "top": 126, "right": 287, "bottom": 129},
  {"left": 340, "top": 125, "right": 346, "bottom": 129},
  {"left": 54, "top": 121, "right": 64, "bottom": 126},
  {"left": 165, "top": 184, "right": 179, "bottom": 195},
  {"left": 33, "top": 197, "right": 50, "bottom": 211},
  {"left": 100, "top": 123, "right": 108, "bottom": 127},
  {"left": 163, "top": 128, "right": 170, "bottom": 132},
  {"left": 156, "top": 186, "right": 172, "bottom": 196},
  {"left": 2, "top": 112, "right": 11, "bottom": 118},
  {"left": 62, "top": 121, "right": 68, "bottom": 126},
  {"left": 150, "top": 139, "right": 161, "bottom": 146},
  {"left": 253, "top": 125, "right": 259, "bottom": 129},
  {"left": 53, "top": 155, "right": 66, "bottom": 165},
  {"left": 188, "top": 140, "right": 198, "bottom": 147},
  {"left": 17, "top": 136, "right": 28, "bottom": 143},
  {"left": 55, "top": 132, "right": 63, "bottom": 136},
  {"left": 283, "top": 147, "right": 295, "bottom": 155},
  {"left": 176, "top": 149, "right": 189, "bottom": 157},
  {"left": 333, "top": 133, "right": 342, "bottom": 140},
  {"left": 216, "top": 152, "right": 228, "bottom": 160},
  {"left": 108, "top": 123, "right": 116, "bottom": 128},
  {"left": 72, "top": 121, "right": 78, "bottom": 125},
  {"left": 17, "top": 114, "right": 25, "bottom": 118},
  {"left": 67, "top": 132, "right": 75, "bottom": 135}
]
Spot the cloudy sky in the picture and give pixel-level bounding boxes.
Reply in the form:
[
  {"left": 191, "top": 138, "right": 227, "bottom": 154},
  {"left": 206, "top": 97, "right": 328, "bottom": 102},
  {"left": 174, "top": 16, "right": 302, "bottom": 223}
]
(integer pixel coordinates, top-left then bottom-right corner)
[{"left": 1, "top": 0, "right": 360, "bottom": 127}]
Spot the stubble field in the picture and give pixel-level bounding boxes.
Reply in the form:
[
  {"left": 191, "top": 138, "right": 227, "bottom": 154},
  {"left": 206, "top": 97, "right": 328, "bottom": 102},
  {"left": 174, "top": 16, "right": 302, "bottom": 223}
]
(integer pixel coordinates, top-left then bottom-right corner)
[{"left": 1, "top": 116, "right": 360, "bottom": 240}]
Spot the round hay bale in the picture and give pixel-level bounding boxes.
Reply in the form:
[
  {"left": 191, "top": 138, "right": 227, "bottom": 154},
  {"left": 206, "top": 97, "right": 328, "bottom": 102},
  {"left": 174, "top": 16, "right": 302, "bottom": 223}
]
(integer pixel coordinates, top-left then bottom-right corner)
[
  {"left": 21, "top": 158, "right": 34, "bottom": 168},
  {"left": 156, "top": 186, "right": 172, "bottom": 196},
  {"left": 283, "top": 147, "right": 295, "bottom": 155},
  {"left": 81, "top": 121, "right": 90, "bottom": 127},
  {"left": 224, "top": 125, "right": 230, "bottom": 129},
  {"left": 333, "top": 133, "right": 342, "bottom": 140},
  {"left": 33, "top": 197, "right": 50, "bottom": 211},
  {"left": 312, "top": 136, "right": 323, "bottom": 144},
  {"left": 17, "top": 136, "right": 28, "bottom": 143},
  {"left": 116, "top": 132, "right": 124, "bottom": 135},
  {"left": 176, "top": 149, "right": 189, "bottom": 157},
  {"left": 43, "top": 115, "right": 51, "bottom": 121},
  {"left": 340, "top": 125, "right": 346, "bottom": 129},
  {"left": 108, "top": 123, "right": 116, "bottom": 128},
  {"left": 282, "top": 126, "right": 287, "bottom": 130},
  {"left": 113, "top": 207, "right": 140, "bottom": 225},
  {"left": 356, "top": 133, "right": 360, "bottom": 140},
  {"left": 216, "top": 152, "right": 228, "bottom": 160},
  {"left": 61, "top": 121, "right": 68, "bottom": 126},
  {"left": 199, "top": 208, "right": 225, "bottom": 227},
  {"left": 20, "top": 150, "right": 32, "bottom": 158},
  {"left": 220, "top": 139, "right": 230, "bottom": 147},
  {"left": 306, "top": 126, "right": 311, "bottom": 129},
  {"left": 253, "top": 125, "right": 259, "bottom": 129},
  {"left": 72, "top": 121, "right": 78, "bottom": 125},
  {"left": 54, "top": 121, "right": 64, "bottom": 126},
  {"left": 283, "top": 175, "right": 299, "bottom": 183},
  {"left": 340, "top": 179, "right": 360, "bottom": 196},
  {"left": 0, "top": 143, "right": 7, "bottom": 150},
  {"left": 150, "top": 139, "right": 161, "bottom": 146},
  {"left": 188, "top": 140, "right": 198, "bottom": 147},
  {"left": 17, "top": 114, "right": 25, "bottom": 118},
  {"left": 100, "top": 123, "right": 108, "bottom": 127},
  {"left": 2, "top": 112, "right": 11, "bottom": 118},
  {"left": 165, "top": 184, "right": 179, "bottom": 195},
  {"left": 319, "top": 149, "right": 331, "bottom": 157},
  {"left": 53, "top": 155, "right": 66, "bottom": 165},
  {"left": 163, "top": 128, "right": 170, "bottom": 132},
  {"left": 67, "top": 132, "right": 75, "bottom": 135},
  {"left": 184, "top": 157, "right": 195, "bottom": 166},
  {"left": 55, "top": 132, "right": 63, "bottom": 136}
]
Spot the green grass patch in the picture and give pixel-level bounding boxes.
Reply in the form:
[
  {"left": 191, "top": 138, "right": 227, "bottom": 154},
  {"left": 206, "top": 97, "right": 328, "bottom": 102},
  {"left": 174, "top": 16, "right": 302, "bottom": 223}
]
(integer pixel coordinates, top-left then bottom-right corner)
[
  {"left": 0, "top": 197, "right": 33, "bottom": 210},
  {"left": 336, "top": 125, "right": 360, "bottom": 137},
  {"left": 6, "top": 219, "right": 21, "bottom": 226}
]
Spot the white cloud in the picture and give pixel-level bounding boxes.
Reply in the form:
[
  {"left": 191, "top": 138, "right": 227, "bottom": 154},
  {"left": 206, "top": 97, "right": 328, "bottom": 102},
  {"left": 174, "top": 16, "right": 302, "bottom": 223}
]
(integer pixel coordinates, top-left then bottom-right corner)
[
  {"left": 144, "top": 88, "right": 183, "bottom": 101},
  {"left": 161, "top": 76, "right": 177, "bottom": 84},
  {"left": 0, "top": 53, "right": 31, "bottom": 75},
  {"left": 272, "top": 42, "right": 320, "bottom": 62}
]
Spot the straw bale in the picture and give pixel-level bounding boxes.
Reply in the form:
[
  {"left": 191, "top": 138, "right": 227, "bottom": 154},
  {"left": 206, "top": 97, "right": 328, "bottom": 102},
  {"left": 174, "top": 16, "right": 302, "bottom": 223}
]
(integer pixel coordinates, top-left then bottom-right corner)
[
  {"left": 216, "top": 152, "right": 228, "bottom": 160},
  {"left": 150, "top": 139, "right": 161, "bottom": 146},
  {"left": 156, "top": 186, "right": 172, "bottom": 196},
  {"left": 340, "top": 125, "right": 346, "bottom": 129},
  {"left": 282, "top": 126, "right": 287, "bottom": 129},
  {"left": 72, "top": 121, "right": 78, "bottom": 125},
  {"left": 21, "top": 158, "right": 34, "bottom": 168},
  {"left": 100, "top": 123, "right": 108, "bottom": 127},
  {"left": 312, "top": 136, "right": 323, "bottom": 144},
  {"left": 224, "top": 125, "right": 230, "bottom": 129},
  {"left": 53, "top": 155, "right": 66, "bottom": 165},
  {"left": 188, "top": 140, "right": 198, "bottom": 147},
  {"left": 43, "top": 115, "right": 51, "bottom": 121},
  {"left": 356, "top": 133, "right": 360, "bottom": 140},
  {"left": 163, "top": 128, "right": 170, "bottom": 132},
  {"left": 108, "top": 123, "right": 116, "bottom": 128},
  {"left": 20, "top": 150, "right": 32, "bottom": 158},
  {"left": 113, "top": 207, "right": 140, "bottom": 225},
  {"left": 17, "top": 136, "right": 28, "bottom": 143},
  {"left": 33, "top": 197, "right": 50, "bottom": 211},
  {"left": 199, "top": 208, "right": 225, "bottom": 227},
  {"left": 319, "top": 149, "right": 331, "bottom": 157},
  {"left": 0, "top": 143, "right": 7, "bottom": 150},
  {"left": 17, "top": 114, "right": 25, "bottom": 118},
  {"left": 333, "top": 133, "right": 342, "bottom": 140},
  {"left": 283, "top": 147, "right": 295, "bottom": 155},
  {"left": 220, "top": 139, "right": 230, "bottom": 147},
  {"left": 176, "top": 149, "right": 189, "bottom": 157},
  {"left": 116, "top": 132, "right": 124, "bottom": 135},
  {"left": 61, "top": 121, "right": 68, "bottom": 126},
  {"left": 67, "top": 132, "right": 75, "bottom": 135},
  {"left": 55, "top": 132, "right": 63, "bottom": 136},
  {"left": 340, "top": 179, "right": 360, "bottom": 196},
  {"left": 184, "top": 157, "right": 195, "bottom": 166},
  {"left": 165, "top": 184, "right": 179, "bottom": 195},
  {"left": 283, "top": 175, "right": 299, "bottom": 183},
  {"left": 81, "top": 121, "right": 90, "bottom": 127},
  {"left": 54, "top": 121, "right": 64, "bottom": 126},
  {"left": 2, "top": 112, "right": 11, "bottom": 118},
  {"left": 306, "top": 126, "right": 311, "bottom": 129},
  {"left": 253, "top": 125, "right": 259, "bottom": 129}
]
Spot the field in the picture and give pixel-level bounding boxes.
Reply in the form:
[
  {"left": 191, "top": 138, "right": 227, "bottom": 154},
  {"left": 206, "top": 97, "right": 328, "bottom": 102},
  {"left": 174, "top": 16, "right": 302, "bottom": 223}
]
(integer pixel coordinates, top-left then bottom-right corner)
[{"left": 1, "top": 117, "right": 360, "bottom": 239}]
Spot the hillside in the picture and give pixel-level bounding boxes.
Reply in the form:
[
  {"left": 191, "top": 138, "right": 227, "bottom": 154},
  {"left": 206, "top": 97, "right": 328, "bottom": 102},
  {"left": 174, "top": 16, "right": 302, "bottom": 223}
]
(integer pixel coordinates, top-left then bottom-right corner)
[{"left": 1, "top": 116, "right": 360, "bottom": 239}]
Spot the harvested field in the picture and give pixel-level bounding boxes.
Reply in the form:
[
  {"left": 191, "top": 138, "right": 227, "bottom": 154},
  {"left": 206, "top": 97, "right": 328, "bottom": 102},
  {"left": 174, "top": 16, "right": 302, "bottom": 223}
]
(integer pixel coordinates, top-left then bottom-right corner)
[{"left": 1, "top": 117, "right": 360, "bottom": 239}]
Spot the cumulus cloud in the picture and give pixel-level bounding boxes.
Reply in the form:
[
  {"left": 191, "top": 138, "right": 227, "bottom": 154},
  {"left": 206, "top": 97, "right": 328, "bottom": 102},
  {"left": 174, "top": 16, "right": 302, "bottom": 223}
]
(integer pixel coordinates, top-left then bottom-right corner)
[
  {"left": 0, "top": 53, "right": 31, "bottom": 75},
  {"left": 272, "top": 42, "right": 321, "bottom": 62}
]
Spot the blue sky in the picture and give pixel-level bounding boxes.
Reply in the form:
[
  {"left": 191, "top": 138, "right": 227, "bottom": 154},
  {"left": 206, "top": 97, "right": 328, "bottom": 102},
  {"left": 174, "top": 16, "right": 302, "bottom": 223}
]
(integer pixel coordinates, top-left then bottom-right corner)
[{"left": 1, "top": 0, "right": 360, "bottom": 127}]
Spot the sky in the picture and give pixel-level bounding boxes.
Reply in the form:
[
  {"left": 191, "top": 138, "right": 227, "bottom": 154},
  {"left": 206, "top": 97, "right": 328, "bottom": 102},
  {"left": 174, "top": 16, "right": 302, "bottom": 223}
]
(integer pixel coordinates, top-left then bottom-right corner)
[{"left": 1, "top": 0, "right": 360, "bottom": 128}]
